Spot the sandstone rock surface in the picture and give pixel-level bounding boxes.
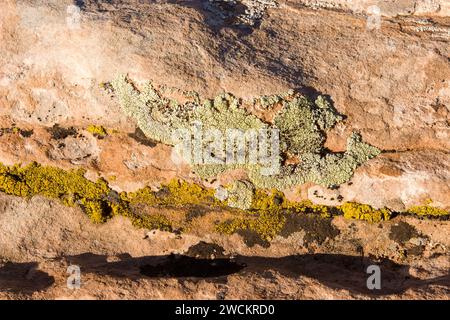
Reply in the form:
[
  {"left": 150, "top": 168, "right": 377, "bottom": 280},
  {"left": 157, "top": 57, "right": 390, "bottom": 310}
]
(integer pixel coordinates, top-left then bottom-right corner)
[
  {"left": 1, "top": 0, "right": 449, "bottom": 209},
  {"left": 0, "top": 0, "right": 448, "bottom": 300},
  {"left": 0, "top": 193, "right": 449, "bottom": 299}
]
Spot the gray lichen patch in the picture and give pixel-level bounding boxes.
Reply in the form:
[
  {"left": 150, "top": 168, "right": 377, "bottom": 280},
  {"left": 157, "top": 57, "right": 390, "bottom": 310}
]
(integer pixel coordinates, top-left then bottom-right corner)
[
  {"left": 194, "top": 93, "right": 267, "bottom": 131},
  {"left": 111, "top": 76, "right": 191, "bottom": 145},
  {"left": 274, "top": 95, "right": 344, "bottom": 156},
  {"left": 227, "top": 180, "right": 255, "bottom": 210},
  {"left": 248, "top": 133, "right": 380, "bottom": 188},
  {"left": 111, "top": 75, "right": 380, "bottom": 189}
]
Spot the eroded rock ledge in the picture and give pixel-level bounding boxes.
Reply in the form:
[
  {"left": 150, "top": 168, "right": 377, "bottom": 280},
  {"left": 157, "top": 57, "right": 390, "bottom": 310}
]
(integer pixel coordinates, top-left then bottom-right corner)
[{"left": 0, "top": 192, "right": 448, "bottom": 299}]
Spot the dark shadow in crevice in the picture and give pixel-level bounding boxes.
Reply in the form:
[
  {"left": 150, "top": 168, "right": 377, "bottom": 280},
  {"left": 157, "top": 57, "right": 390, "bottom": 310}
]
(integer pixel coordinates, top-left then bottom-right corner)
[
  {"left": 128, "top": 127, "right": 157, "bottom": 148},
  {"left": 240, "top": 254, "right": 449, "bottom": 296},
  {"left": 73, "top": 0, "right": 86, "bottom": 10},
  {"left": 140, "top": 255, "right": 245, "bottom": 278},
  {"left": 60, "top": 249, "right": 449, "bottom": 296},
  {"left": 3, "top": 251, "right": 447, "bottom": 296},
  {"left": 0, "top": 262, "right": 55, "bottom": 294}
]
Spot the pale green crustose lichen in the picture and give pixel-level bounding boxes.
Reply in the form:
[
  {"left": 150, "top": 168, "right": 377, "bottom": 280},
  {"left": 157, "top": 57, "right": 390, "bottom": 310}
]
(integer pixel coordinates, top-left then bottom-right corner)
[
  {"left": 111, "top": 75, "right": 380, "bottom": 189},
  {"left": 254, "top": 90, "right": 294, "bottom": 109},
  {"left": 273, "top": 95, "right": 343, "bottom": 155},
  {"left": 247, "top": 132, "right": 380, "bottom": 188},
  {"left": 227, "top": 180, "right": 255, "bottom": 210},
  {"left": 111, "top": 76, "right": 191, "bottom": 145}
]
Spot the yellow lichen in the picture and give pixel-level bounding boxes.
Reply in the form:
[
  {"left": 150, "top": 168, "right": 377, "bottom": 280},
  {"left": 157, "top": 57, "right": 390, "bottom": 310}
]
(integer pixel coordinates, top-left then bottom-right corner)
[
  {"left": 251, "top": 189, "right": 286, "bottom": 211},
  {"left": 124, "top": 180, "right": 222, "bottom": 208},
  {"left": 216, "top": 189, "right": 333, "bottom": 241},
  {"left": 80, "top": 199, "right": 106, "bottom": 223},
  {"left": 285, "top": 200, "right": 332, "bottom": 218},
  {"left": 407, "top": 205, "right": 449, "bottom": 217},
  {"left": 121, "top": 186, "right": 158, "bottom": 206},
  {"left": 165, "top": 179, "right": 219, "bottom": 207},
  {"left": 340, "top": 202, "right": 392, "bottom": 223},
  {"left": 0, "top": 162, "right": 112, "bottom": 221},
  {"left": 216, "top": 210, "right": 285, "bottom": 242},
  {"left": 130, "top": 213, "right": 173, "bottom": 231},
  {"left": 0, "top": 162, "right": 199, "bottom": 231},
  {"left": 86, "top": 125, "right": 108, "bottom": 137},
  {"left": 216, "top": 189, "right": 285, "bottom": 241},
  {"left": 0, "top": 161, "right": 444, "bottom": 245}
]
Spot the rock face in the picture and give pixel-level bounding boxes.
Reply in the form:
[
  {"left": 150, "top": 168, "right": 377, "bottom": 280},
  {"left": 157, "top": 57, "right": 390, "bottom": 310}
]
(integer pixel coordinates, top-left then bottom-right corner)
[
  {"left": 1, "top": 0, "right": 448, "bottom": 209},
  {"left": 0, "top": 0, "right": 448, "bottom": 300},
  {"left": 294, "top": 0, "right": 450, "bottom": 17},
  {"left": 307, "top": 151, "right": 450, "bottom": 211},
  {"left": 0, "top": 193, "right": 449, "bottom": 299}
]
